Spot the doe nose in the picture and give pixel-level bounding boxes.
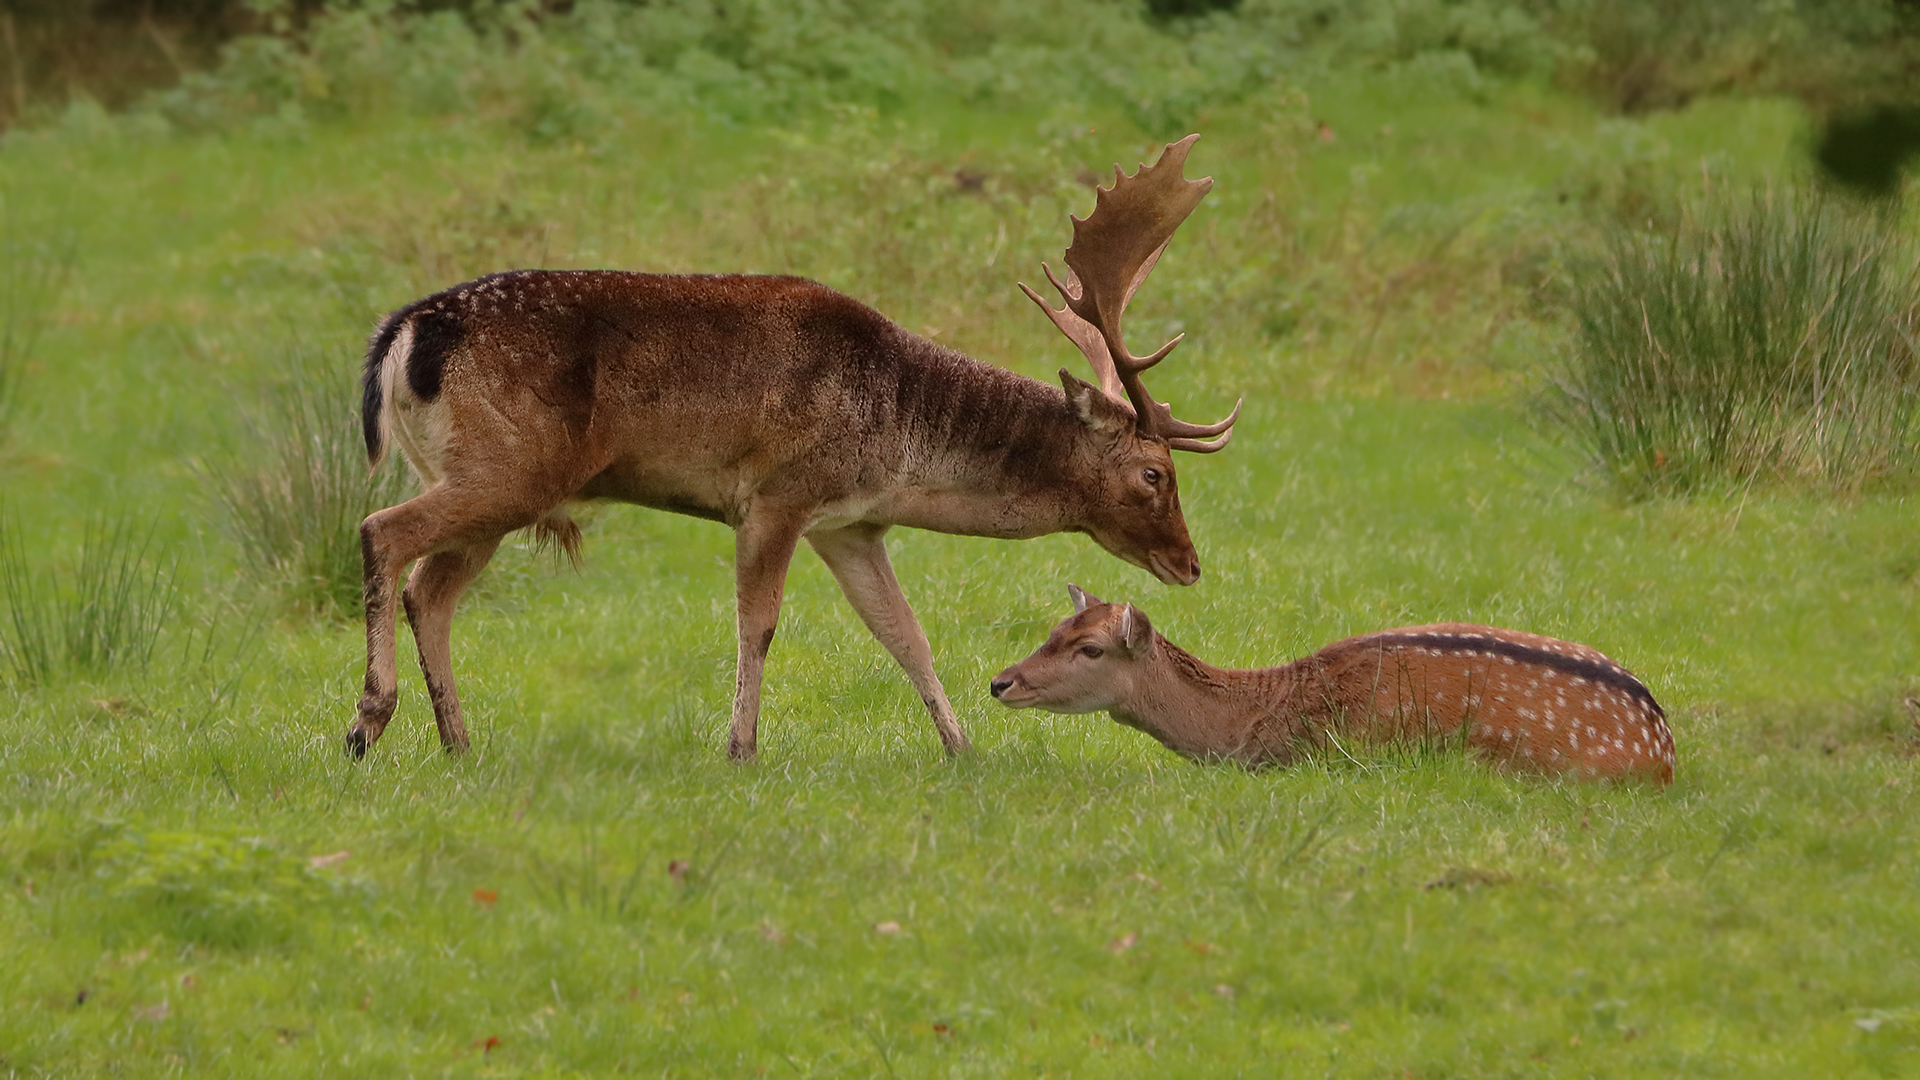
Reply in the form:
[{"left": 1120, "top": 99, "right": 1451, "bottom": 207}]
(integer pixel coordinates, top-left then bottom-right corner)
[{"left": 989, "top": 678, "right": 1013, "bottom": 699}]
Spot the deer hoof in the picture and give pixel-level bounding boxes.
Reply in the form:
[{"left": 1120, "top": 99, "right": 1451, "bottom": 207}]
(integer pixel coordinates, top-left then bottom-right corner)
[
  {"left": 726, "top": 737, "right": 757, "bottom": 763},
  {"left": 345, "top": 727, "right": 370, "bottom": 759}
]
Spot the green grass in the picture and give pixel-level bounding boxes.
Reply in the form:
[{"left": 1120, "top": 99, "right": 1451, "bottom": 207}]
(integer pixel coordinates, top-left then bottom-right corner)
[
  {"left": 0, "top": 194, "right": 70, "bottom": 426},
  {"left": 1, "top": 59, "right": 1918, "bottom": 1078}
]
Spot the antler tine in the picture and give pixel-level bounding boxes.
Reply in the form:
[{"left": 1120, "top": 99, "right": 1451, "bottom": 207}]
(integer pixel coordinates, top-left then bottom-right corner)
[
  {"left": 1018, "top": 275, "right": 1128, "bottom": 406},
  {"left": 1146, "top": 396, "right": 1242, "bottom": 454}
]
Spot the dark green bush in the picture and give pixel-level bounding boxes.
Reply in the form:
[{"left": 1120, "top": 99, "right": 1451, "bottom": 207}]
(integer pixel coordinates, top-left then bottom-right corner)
[{"left": 1545, "top": 187, "right": 1920, "bottom": 496}]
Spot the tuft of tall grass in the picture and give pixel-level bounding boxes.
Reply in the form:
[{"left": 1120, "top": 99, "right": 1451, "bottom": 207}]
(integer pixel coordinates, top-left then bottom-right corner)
[
  {"left": 0, "top": 515, "right": 178, "bottom": 687},
  {"left": 204, "top": 343, "right": 411, "bottom": 619},
  {"left": 1544, "top": 187, "right": 1920, "bottom": 496}
]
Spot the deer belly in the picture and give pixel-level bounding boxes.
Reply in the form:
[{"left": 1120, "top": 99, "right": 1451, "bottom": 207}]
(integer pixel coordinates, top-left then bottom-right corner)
[{"left": 577, "top": 463, "right": 732, "bottom": 524}]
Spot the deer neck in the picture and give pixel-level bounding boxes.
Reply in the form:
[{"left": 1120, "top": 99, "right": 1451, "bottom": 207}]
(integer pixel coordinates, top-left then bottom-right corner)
[
  {"left": 1108, "top": 638, "right": 1297, "bottom": 764},
  {"left": 867, "top": 340, "right": 1108, "bottom": 538}
]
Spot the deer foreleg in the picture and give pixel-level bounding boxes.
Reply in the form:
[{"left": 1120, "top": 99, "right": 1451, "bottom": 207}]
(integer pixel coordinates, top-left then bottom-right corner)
[
  {"left": 807, "top": 524, "right": 970, "bottom": 756},
  {"left": 728, "top": 510, "right": 806, "bottom": 762},
  {"left": 350, "top": 487, "right": 530, "bottom": 758},
  {"left": 351, "top": 512, "right": 409, "bottom": 758},
  {"left": 403, "top": 539, "right": 502, "bottom": 754}
]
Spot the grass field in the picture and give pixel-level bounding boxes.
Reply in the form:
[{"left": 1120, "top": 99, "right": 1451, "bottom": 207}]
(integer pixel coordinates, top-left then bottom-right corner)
[{"left": 1, "top": 41, "right": 1918, "bottom": 1077}]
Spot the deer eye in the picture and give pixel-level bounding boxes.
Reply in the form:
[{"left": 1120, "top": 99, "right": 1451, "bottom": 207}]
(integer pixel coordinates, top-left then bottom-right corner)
[
  {"left": 1078, "top": 644, "right": 1105, "bottom": 659},
  {"left": 1142, "top": 468, "right": 1161, "bottom": 486}
]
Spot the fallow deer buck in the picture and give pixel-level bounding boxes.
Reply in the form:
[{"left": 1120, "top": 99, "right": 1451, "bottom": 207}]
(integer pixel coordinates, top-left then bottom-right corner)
[
  {"left": 350, "top": 135, "right": 1239, "bottom": 761},
  {"left": 991, "top": 587, "right": 1674, "bottom": 783}
]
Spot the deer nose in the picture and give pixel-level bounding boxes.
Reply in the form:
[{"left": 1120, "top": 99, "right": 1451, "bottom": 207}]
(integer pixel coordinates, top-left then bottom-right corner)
[{"left": 989, "top": 678, "right": 1013, "bottom": 699}]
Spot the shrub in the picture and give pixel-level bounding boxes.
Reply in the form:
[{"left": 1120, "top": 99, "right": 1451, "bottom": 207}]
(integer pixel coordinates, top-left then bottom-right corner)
[
  {"left": 0, "top": 515, "right": 178, "bottom": 687},
  {"left": 203, "top": 343, "right": 411, "bottom": 619},
  {"left": 1544, "top": 186, "right": 1920, "bottom": 496}
]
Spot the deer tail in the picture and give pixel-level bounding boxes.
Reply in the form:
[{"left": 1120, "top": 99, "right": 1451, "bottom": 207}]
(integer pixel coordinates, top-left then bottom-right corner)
[{"left": 362, "top": 313, "right": 407, "bottom": 468}]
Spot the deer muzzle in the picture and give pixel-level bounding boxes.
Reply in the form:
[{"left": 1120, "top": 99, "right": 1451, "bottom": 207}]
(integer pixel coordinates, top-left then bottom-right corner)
[
  {"left": 988, "top": 667, "right": 1035, "bottom": 706},
  {"left": 1147, "top": 548, "right": 1201, "bottom": 587}
]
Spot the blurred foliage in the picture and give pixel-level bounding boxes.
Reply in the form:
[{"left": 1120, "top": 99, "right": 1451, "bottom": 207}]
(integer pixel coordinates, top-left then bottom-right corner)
[{"left": 3, "top": 0, "right": 1918, "bottom": 135}]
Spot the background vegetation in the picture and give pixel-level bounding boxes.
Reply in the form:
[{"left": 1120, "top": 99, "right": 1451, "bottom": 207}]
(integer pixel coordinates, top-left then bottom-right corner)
[{"left": 1, "top": 1, "right": 1918, "bottom": 1075}]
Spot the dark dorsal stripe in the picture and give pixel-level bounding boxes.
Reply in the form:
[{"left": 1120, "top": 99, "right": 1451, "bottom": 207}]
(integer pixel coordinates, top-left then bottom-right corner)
[{"left": 1363, "top": 631, "right": 1664, "bottom": 719}]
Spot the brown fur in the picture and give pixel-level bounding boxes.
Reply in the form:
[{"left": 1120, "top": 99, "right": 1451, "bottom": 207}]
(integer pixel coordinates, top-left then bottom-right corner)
[
  {"left": 992, "top": 591, "right": 1674, "bottom": 783},
  {"left": 346, "top": 273, "right": 1227, "bottom": 760}
]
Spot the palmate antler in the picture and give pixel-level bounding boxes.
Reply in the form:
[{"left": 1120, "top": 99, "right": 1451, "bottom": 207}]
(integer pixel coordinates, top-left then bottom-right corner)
[{"left": 1020, "top": 134, "right": 1241, "bottom": 453}]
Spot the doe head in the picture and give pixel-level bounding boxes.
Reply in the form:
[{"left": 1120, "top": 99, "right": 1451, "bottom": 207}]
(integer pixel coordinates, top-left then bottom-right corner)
[{"left": 990, "top": 584, "right": 1155, "bottom": 712}]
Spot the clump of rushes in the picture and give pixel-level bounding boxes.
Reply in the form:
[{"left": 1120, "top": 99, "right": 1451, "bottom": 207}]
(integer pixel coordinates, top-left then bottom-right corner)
[
  {"left": 0, "top": 515, "right": 178, "bottom": 687},
  {"left": 205, "top": 345, "right": 411, "bottom": 619},
  {"left": 1546, "top": 187, "right": 1920, "bottom": 496}
]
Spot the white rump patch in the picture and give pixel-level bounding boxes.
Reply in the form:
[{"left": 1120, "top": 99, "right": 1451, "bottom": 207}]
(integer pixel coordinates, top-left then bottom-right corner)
[{"left": 381, "top": 320, "right": 452, "bottom": 487}]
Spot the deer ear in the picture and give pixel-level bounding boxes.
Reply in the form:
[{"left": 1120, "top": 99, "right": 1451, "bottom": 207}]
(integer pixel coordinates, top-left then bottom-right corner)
[
  {"left": 1059, "top": 369, "right": 1134, "bottom": 446},
  {"left": 1116, "top": 604, "right": 1153, "bottom": 656},
  {"left": 1068, "top": 583, "right": 1105, "bottom": 613}
]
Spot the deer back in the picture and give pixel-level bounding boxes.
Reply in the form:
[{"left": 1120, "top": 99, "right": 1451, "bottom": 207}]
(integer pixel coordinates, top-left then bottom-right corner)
[
  {"left": 1277, "top": 622, "right": 1674, "bottom": 782},
  {"left": 363, "top": 270, "right": 1156, "bottom": 538}
]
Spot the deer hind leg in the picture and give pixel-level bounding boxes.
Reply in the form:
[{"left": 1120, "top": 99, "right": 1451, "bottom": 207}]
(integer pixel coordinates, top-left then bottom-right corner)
[
  {"left": 807, "top": 524, "right": 970, "bottom": 756},
  {"left": 403, "top": 537, "right": 502, "bottom": 753},
  {"left": 728, "top": 508, "right": 807, "bottom": 762},
  {"left": 350, "top": 487, "right": 529, "bottom": 758}
]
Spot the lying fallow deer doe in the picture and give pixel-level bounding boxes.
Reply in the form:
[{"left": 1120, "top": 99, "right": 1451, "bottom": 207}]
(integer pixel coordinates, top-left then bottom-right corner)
[
  {"left": 350, "top": 135, "right": 1239, "bottom": 761},
  {"left": 992, "top": 587, "right": 1674, "bottom": 783}
]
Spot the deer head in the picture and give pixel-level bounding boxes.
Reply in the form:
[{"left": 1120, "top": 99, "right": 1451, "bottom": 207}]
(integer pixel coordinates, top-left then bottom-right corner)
[
  {"left": 989, "top": 584, "right": 1154, "bottom": 712},
  {"left": 1023, "top": 135, "right": 1240, "bottom": 586}
]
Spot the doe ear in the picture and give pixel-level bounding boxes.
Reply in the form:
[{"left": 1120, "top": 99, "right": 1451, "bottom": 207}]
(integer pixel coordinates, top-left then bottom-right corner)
[
  {"left": 1059, "top": 369, "right": 1135, "bottom": 447},
  {"left": 1116, "top": 604, "right": 1154, "bottom": 657},
  {"left": 1068, "top": 583, "right": 1105, "bottom": 614}
]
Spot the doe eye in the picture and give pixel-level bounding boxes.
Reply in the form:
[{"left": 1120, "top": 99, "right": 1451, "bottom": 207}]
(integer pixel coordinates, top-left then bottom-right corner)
[
  {"left": 1142, "top": 468, "right": 1161, "bottom": 485},
  {"left": 1078, "top": 644, "right": 1105, "bottom": 659}
]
